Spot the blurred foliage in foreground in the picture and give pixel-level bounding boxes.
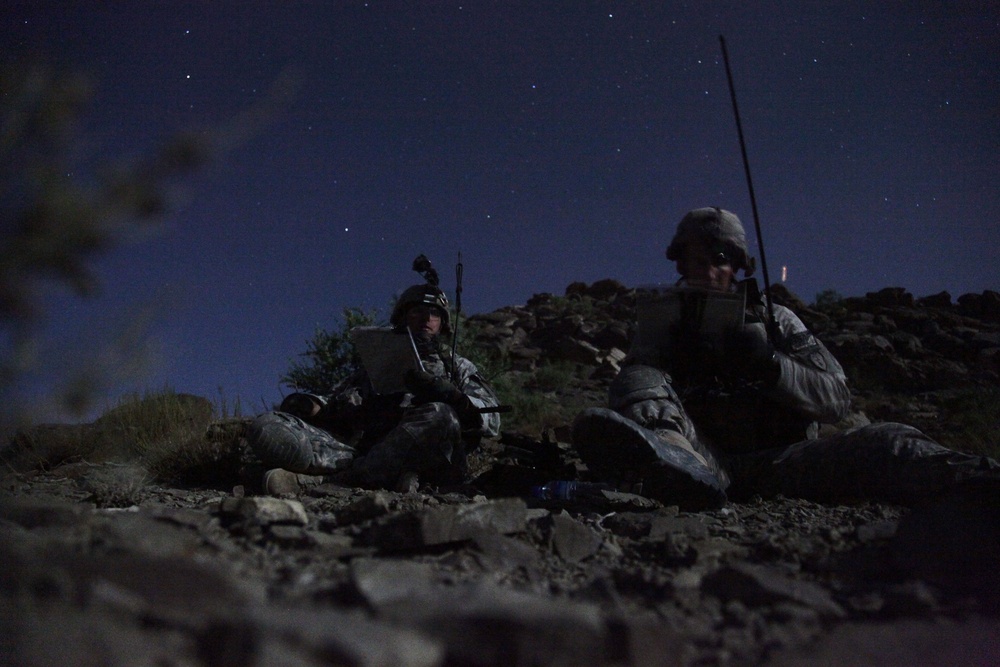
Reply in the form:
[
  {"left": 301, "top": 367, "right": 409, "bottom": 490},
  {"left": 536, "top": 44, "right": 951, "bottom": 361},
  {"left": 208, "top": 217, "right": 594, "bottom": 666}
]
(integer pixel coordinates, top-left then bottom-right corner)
[{"left": 0, "top": 58, "right": 208, "bottom": 428}]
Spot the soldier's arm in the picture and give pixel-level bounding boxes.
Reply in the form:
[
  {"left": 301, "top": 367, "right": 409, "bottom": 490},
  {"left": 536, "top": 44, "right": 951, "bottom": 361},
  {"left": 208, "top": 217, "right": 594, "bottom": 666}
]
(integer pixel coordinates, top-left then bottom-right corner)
[
  {"left": 455, "top": 360, "right": 502, "bottom": 437},
  {"left": 768, "top": 306, "right": 852, "bottom": 423}
]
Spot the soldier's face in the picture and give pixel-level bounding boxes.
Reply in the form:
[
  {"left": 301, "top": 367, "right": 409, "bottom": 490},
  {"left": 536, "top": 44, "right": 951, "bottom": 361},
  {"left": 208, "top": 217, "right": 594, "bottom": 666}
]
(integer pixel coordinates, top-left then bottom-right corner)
[
  {"left": 406, "top": 305, "right": 443, "bottom": 337},
  {"left": 677, "top": 242, "right": 734, "bottom": 292}
]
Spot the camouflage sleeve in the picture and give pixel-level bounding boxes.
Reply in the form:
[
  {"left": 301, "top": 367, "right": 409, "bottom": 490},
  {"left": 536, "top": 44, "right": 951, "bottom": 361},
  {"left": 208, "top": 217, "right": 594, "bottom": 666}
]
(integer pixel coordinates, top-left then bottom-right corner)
[
  {"left": 769, "top": 305, "right": 852, "bottom": 423},
  {"left": 281, "top": 370, "right": 365, "bottom": 417},
  {"left": 454, "top": 356, "right": 502, "bottom": 437},
  {"left": 326, "top": 368, "right": 368, "bottom": 406}
]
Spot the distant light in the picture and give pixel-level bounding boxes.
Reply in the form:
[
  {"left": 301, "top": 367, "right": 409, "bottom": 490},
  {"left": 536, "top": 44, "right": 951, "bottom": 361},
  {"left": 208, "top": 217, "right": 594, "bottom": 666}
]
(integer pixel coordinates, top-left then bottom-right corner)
[
  {"left": 345, "top": 227, "right": 349, "bottom": 232},
  {"left": 781, "top": 265, "right": 788, "bottom": 282}
]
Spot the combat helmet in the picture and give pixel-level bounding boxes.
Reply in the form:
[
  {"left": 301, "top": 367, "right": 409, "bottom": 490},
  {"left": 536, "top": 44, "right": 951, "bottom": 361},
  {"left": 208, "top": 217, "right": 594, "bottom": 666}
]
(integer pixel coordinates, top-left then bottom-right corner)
[
  {"left": 665, "top": 207, "right": 757, "bottom": 277},
  {"left": 390, "top": 283, "right": 451, "bottom": 332},
  {"left": 390, "top": 254, "right": 452, "bottom": 333}
]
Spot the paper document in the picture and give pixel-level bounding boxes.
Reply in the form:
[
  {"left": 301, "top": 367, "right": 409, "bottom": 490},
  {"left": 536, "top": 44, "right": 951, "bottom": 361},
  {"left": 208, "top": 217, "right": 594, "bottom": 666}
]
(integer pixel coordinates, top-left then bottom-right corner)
[
  {"left": 633, "top": 285, "right": 746, "bottom": 366},
  {"left": 350, "top": 326, "right": 423, "bottom": 394}
]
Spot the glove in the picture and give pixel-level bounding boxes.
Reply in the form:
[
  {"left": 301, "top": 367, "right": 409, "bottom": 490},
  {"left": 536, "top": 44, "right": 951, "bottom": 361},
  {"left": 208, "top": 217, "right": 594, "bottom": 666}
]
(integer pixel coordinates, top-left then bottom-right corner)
[
  {"left": 405, "top": 369, "right": 482, "bottom": 429},
  {"left": 404, "top": 369, "right": 465, "bottom": 405},
  {"left": 723, "top": 325, "right": 780, "bottom": 385}
]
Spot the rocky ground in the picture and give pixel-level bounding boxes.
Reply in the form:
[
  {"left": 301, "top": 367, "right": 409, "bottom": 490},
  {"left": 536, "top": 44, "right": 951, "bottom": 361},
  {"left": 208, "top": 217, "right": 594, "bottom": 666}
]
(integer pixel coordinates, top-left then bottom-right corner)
[
  {"left": 3, "top": 459, "right": 999, "bottom": 666},
  {"left": 3, "top": 282, "right": 1000, "bottom": 666}
]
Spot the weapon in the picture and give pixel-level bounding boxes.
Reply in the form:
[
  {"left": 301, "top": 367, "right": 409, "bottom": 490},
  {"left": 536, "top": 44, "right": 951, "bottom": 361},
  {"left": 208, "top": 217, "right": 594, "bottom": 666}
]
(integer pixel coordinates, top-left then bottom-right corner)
[
  {"left": 451, "top": 252, "right": 463, "bottom": 383},
  {"left": 719, "top": 35, "right": 780, "bottom": 347}
]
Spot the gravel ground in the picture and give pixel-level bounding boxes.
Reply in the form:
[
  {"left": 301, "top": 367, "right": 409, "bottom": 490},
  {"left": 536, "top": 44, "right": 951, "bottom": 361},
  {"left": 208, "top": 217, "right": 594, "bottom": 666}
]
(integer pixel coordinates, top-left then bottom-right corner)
[{"left": 2, "top": 458, "right": 998, "bottom": 667}]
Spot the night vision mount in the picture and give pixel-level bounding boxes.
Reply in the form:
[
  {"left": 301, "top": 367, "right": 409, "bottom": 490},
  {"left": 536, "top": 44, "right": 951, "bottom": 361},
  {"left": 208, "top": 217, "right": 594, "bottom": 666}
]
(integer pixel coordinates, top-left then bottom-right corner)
[{"left": 411, "top": 254, "right": 440, "bottom": 287}]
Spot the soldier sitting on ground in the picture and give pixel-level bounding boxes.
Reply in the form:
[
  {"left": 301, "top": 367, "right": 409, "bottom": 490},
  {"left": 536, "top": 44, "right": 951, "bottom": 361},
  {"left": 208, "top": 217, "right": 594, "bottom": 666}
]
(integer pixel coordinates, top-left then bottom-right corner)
[
  {"left": 247, "top": 271, "right": 500, "bottom": 495},
  {"left": 572, "top": 206, "right": 999, "bottom": 510}
]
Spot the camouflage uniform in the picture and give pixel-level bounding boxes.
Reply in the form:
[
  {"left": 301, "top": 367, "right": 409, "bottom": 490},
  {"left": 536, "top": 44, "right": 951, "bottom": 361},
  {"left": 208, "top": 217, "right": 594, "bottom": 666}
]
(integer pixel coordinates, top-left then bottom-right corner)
[
  {"left": 249, "top": 339, "right": 499, "bottom": 489},
  {"left": 248, "top": 282, "right": 500, "bottom": 490},
  {"left": 574, "top": 207, "right": 999, "bottom": 509}
]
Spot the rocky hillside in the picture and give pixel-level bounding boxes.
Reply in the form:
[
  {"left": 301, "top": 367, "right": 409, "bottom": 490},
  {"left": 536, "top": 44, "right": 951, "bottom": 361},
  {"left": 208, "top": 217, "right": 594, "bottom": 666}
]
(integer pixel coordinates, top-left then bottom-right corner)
[{"left": 2, "top": 281, "right": 999, "bottom": 666}]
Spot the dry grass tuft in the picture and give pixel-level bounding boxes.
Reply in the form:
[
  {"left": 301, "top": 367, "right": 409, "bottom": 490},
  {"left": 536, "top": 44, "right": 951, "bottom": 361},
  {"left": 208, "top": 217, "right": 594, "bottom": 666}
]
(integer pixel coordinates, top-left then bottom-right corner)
[
  {"left": 81, "top": 462, "right": 150, "bottom": 508},
  {"left": 3, "top": 389, "right": 251, "bottom": 490}
]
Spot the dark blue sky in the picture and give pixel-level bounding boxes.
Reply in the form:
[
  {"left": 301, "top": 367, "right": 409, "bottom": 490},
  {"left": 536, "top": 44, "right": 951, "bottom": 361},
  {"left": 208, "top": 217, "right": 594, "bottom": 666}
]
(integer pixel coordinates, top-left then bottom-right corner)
[{"left": 4, "top": 2, "right": 998, "bottom": 419}]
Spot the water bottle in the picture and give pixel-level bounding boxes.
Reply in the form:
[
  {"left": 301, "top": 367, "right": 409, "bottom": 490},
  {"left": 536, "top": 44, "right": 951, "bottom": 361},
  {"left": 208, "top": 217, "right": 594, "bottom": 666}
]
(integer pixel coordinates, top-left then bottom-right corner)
[
  {"left": 531, "top": 481, "right": 579, "bottom": 500},
  {"left": 530, "top": 481, "right": 613, "bottom": 500}
]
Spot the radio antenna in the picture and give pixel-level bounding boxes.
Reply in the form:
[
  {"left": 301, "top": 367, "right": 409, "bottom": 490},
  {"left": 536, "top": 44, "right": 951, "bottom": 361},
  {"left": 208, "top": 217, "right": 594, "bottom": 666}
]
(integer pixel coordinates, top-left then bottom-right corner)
[
  {"left": 719, "top": 35, "right": 778, "bottom": 344},
  {"left": 451, "top": 252, "right": 463, "bottom": 383}
]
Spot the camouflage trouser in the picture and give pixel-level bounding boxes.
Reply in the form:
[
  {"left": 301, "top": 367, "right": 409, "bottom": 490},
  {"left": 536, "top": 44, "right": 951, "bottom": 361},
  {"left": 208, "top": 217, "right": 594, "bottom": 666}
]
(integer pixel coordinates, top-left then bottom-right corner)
[
  {"left": 724, "top": 422, "right": 1000, "bottom": 505},
  {"left": 568, "top": 365, "right": 733, "bottom": 509},
  {"left": 247, "top": 411, "right": 356, "bottom": 474},
  {"left": 356, "top": 401, "right": 465, "bottom": 488},
  {"left": 608, "top": 365, "right": 727, "bottom": 481},
  {"left": 606, "top": 365, "right": 1000, "bottom": 506},
  {"left": 246, "top": 402, "right": 464, "bottom": 488}
]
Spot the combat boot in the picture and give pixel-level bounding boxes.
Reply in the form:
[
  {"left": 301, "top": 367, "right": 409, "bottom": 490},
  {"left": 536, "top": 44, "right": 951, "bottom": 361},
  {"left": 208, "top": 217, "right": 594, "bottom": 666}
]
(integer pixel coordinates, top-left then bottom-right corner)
[
  {"left": 262, "top": 468, "right": 301, "bottom": 495},
  {"left": 262, "top": 468, "right": 325, "bottom": 496},
  {"left": 572, "top": 407, "right": 728, "bottom": 510}
]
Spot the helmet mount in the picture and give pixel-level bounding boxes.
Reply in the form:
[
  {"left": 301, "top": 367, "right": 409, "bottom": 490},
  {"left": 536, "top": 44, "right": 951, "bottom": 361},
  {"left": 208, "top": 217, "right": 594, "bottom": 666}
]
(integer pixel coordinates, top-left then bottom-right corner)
[{"left": 411, "top": 254, "right": 439, "bottom": 287}]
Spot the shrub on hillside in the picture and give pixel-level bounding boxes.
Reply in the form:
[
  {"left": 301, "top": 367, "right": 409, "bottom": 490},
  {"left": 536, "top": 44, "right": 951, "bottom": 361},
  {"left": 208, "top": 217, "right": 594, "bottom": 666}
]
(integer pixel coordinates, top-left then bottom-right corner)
[{"left": 282, "top": 307, "right": 381, "bottom": 394}]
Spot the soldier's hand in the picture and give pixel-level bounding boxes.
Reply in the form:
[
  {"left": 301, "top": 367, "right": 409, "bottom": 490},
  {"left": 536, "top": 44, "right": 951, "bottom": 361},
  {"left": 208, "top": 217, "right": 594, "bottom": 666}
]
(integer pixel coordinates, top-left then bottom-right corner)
[
  {"left": 404, "top": 370, "right": 483, "bottom": 430},
  {"left": 404, "top": 369, "right": 465, "bottom": 405},
  {"left": 453, "top": 394, "right": 483, "bottom": 430},
  {"left": 724, "top": 325, "right": 779, "bottom": 384}
]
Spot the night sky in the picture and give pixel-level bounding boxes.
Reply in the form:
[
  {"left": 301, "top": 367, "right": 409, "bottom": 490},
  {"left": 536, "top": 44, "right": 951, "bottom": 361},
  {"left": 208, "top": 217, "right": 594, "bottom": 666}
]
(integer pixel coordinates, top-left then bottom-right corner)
[{"left": 4, "top": 2, "right": 998, "bottom": 418}]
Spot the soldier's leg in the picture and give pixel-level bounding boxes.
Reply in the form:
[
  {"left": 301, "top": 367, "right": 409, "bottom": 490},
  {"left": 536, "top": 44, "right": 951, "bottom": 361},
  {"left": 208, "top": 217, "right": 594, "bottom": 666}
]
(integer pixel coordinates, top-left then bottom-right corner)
[
  {"left": 725, "top": 422, "right": 1000, "bottom": 505},
  {"left": 572, "top": 365, "right": 728, "bottom": 510},
  {"left": 247, "top": 411, "right": 356, "bottom": 475},
  {"left": 612, "top": 365, "right": 726, "bottom": 476},
  {"left": 357, "top": 402, "right": 464, "bottom": 489}
]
